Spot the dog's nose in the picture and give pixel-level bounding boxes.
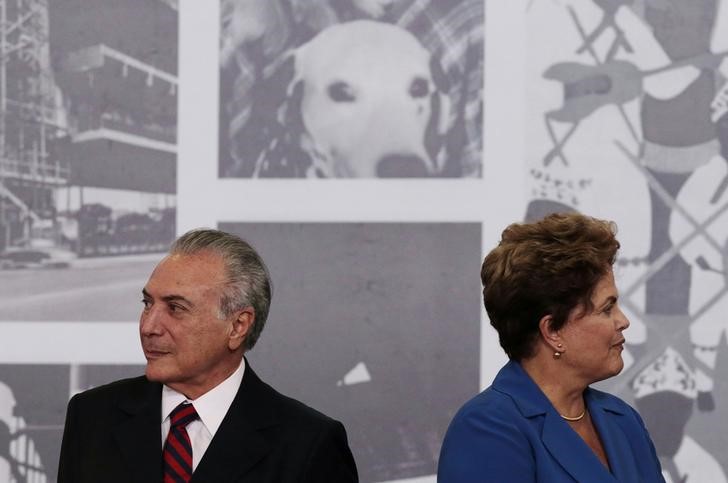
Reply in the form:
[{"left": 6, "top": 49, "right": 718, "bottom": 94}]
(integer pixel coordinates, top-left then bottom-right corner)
[{"left": 377, "top": 155, "right": 430, "bottom": 178}]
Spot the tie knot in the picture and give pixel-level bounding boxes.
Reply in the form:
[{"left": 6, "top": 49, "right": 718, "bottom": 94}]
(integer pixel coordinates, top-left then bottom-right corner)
[{"left": 169, "top": 402, "right": 198, "bottom": 428}]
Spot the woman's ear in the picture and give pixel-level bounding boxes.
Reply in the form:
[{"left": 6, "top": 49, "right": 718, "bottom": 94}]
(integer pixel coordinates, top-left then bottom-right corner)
[{"left": 538, "top": 314, "right": 564, "bottom": 353}]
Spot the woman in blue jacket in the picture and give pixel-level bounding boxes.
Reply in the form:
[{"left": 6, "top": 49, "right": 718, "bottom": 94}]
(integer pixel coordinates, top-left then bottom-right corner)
[{"left": 439, "top": 212, "right": 665, "bottom": 482}]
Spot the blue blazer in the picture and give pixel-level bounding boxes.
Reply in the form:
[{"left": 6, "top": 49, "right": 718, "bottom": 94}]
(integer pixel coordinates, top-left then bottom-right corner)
[{"left": 438, "top": 361, "right": 665, "bottom": 482}]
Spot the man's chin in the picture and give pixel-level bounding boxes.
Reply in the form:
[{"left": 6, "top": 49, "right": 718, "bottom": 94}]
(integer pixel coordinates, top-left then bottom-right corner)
[{"left": 145, "top": 362, "right": 173, "bottom": 383}]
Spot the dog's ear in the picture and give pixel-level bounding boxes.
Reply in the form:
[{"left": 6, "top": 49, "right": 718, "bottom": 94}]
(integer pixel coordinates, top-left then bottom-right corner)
[
  {"left": 430, "top": 55, "right": 450, "bottom": 94},
  {"left": 424, "top": 55, "right": 455, "bottom": 175},
  {"left": 256, "top": 52, "right": 314, "bottom": 177},
  {"left": 429, "top": 55, "right": 453, "bottom": 137},
  {"left": 276, "top": 53, "right": 302, "bottom": 128}
]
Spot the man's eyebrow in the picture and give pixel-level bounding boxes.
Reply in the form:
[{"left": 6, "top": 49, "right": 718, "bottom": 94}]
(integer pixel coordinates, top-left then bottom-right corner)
[
  {"left": 141, "top": 289, "right": 194, "bottom": 307},
  {"left": 161, "top": 294, "right": 194, "bottom": 307}
]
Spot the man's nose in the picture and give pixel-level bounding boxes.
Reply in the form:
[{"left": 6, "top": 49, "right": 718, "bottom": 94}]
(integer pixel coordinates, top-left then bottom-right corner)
[{"left": 140, "top": 306, "right": 164, "bottom": 336}]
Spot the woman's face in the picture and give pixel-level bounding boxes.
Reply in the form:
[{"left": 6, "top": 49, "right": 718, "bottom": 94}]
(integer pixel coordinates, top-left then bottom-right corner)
[{"left": 558, "top": 269, "right": 630, "bottom": 384}]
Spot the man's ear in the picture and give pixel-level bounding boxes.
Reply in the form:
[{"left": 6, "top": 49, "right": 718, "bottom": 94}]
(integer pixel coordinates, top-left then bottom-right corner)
[
  {"left": 538, "top": 314, "right": 563, "bottom": 352},
  {"left": 228, "top": 307, "right": 255, "bottom": 351}
]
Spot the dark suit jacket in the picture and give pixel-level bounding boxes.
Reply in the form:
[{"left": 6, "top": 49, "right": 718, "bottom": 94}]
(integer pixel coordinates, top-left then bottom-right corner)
[
  {"left": 58, "top": 361, "right": 358, "bottom": 482},
  {"left": 438, "top": 361, "right": 665, "bottom": 482}
]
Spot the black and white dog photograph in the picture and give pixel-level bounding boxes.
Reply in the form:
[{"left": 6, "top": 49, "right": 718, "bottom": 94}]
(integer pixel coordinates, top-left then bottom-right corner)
[{"left": 219, "top": 0, "right": 484, "bottom": 178}]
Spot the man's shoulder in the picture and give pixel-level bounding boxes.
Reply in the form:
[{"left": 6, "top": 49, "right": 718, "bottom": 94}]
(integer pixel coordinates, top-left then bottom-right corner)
[
  {"left": 255, "top": 376, "right": 341, "bottom": 429},
  {"left": 71, "top": 375, "right": 153, "bottom": 405}
]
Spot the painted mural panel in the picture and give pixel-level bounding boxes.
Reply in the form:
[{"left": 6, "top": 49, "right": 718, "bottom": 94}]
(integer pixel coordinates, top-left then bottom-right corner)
[{"left": 525, "top": 2, "right": 728, "bottom": 481}]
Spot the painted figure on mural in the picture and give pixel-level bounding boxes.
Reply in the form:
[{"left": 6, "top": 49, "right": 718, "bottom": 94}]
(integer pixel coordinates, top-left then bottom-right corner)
[
  {"left": 219, "top": 0, "right": 483, "bottom": 178},
  {"left": 526, "top": 1, "right": 728, "bottom": 481}
]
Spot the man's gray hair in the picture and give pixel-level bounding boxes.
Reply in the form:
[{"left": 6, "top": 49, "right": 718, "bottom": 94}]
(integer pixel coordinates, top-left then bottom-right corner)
[{"left": 170, "top": 228, "right": 272, "bottom": 350}]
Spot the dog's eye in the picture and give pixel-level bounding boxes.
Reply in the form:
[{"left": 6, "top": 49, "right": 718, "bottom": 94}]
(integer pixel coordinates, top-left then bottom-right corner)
[
  {"left": 328, "top": 82, "right": 356, "bottom": 102},
  {"left": 409, "top": 78, "right": 430, "bottom": 98}
]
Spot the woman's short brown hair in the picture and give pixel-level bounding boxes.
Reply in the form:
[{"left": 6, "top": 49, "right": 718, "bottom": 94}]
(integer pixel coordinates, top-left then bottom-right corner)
[{"left": 481, "top": 212, "right": 620, "bottom": 361}]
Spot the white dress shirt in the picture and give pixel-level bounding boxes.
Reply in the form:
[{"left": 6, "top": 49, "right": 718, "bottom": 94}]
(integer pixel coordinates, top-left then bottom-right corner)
[{"left": 161, "top": 359, "right": 245, "bottom": 470}]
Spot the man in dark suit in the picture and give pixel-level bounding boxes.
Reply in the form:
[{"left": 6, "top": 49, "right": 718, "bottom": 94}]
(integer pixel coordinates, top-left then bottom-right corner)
[{"left": 58, "top": 229, "right": 358, "bottom": 482}]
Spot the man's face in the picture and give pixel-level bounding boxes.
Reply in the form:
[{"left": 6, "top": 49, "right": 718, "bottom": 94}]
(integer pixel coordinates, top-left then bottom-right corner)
[{"left": 139, "top": 251, "right": 250, "bottom": 399}]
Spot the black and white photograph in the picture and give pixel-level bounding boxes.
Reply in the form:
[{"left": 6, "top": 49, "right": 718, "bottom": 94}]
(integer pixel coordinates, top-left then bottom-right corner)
[
  {"left": 1, "top": 3, "right": 176, "bottom": 481},
  {"left": 218, "top": 0, "right": 484, "bottom": 178},
  {"left": 0, "top": 363, "right": 144, "bottom": 482},
  {"left": 0, "top": 0, "right": 177, "bottom": 277},
  {"left": 219, "top": 222, "right": 481, "bottom": 482},
  {"left": 6, "top": 1, "right": 728, "bottom": 481}
]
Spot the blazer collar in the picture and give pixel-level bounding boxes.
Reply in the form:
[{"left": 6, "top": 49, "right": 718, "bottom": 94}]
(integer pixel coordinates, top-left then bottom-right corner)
[
  {"left": 191, "top": 358, "right": 278, "bottom": 482},
  {"left": 586, "top": 389, "right": 640, "bottom": 482},
  {"left": 112, "top": 378, "right": 164, "bottom": 483},
  {"left": 493, "top": 361, "right": 623, "bottom": 483}
]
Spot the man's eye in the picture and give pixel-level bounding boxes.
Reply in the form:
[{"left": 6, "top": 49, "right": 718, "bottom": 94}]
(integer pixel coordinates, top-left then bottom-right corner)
[
  {"left": 169, "top": 304, "right": 185, "bottom": 314},
  {"left": 141, "top": 299, "right": 151, "bottom": 310}
]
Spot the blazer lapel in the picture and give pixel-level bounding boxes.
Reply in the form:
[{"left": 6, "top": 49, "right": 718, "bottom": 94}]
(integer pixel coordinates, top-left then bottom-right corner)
[
  {"left": 494, "top": 362, "right": 617, "bottom": 483},
  {"left": 112, "top": 378, "right": 163, "bottom": 483},
  {"left": 586, "top": 389, "right": 640, "bottom": 483},
  {"left": 191, "top": 362, "right": 276, "bottom": 482},
  {"left": 541, "top": 411, "right": 616, "bottom": 483}
]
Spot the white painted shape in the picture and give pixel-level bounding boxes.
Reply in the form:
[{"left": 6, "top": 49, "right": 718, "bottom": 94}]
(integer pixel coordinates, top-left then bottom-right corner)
[{"left": 341, "top": 361, "right": 371, "bottom": 386}]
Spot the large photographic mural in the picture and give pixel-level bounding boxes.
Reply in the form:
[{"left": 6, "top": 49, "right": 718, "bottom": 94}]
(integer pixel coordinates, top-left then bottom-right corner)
[{"left": 2, "top": 1, "right": 727, "bottom": 483}]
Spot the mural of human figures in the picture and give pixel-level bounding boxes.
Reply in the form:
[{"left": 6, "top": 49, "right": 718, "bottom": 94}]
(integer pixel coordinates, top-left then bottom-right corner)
[
  {"left": 218, "top": 0, "right": 483, "bottom": 178},
  {"left": 526, "top": 1, "right": 728, "bottom": 481}
]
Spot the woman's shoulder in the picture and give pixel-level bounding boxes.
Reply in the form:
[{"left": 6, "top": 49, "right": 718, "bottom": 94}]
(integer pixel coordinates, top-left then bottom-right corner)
[
  {"left": 439, "top": 386, "right": 539, "bottom": 481},
  {"left": 458, "top": 385, "right": 516, "bottom": 411},
  {"left": 448, "top": 384, "right": 534, "bottom": 434}
]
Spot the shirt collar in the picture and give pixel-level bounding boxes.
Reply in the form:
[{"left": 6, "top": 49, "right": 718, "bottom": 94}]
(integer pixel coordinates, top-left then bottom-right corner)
[{"left": 161, "top": 358, "right": 246, "bottom": 437}]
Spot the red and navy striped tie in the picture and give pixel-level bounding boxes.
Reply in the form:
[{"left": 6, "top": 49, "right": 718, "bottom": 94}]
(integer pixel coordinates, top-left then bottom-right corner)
[{"left": 163, "top": 402, "right": 199, "bottom": 482}]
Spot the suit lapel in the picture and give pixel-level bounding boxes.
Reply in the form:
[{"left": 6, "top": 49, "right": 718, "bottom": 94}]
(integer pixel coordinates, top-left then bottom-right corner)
[
  {"left": 494, "top": 362, "right": 616, "bottom": 483},
  {"left": 112, "top": 378, "right": 164, "bottom": 483},
  {"left": 192, "top": 361, "right": 277, "bottom": 482},
  {"left": 541, "top": 411, "right": 616, "bottom": 483},
  {"left": 586, "top": 390, "right": 640, "bottom": 483}
]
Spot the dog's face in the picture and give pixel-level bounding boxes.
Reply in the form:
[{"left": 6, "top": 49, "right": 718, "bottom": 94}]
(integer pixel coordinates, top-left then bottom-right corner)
[{"left": 287, "top": 20, "right": 450, "bottom": 177}]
